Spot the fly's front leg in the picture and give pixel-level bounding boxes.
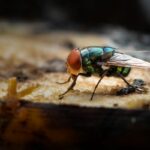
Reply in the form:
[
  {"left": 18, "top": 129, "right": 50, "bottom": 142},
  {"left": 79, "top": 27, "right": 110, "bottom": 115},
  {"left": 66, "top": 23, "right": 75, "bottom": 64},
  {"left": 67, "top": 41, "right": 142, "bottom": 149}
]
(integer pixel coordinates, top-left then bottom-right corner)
[
  {"left": 58, "top": 72, "right": 91, "bottom": 99},
  {"left": 59, "top": 75, "right": 78, "bottom": 99},
  {"left": 56, "top": 76, "right": 71, "bottom": 84},
  {"left": 56, "top": 72, "right": 91, "bottom": 84}
]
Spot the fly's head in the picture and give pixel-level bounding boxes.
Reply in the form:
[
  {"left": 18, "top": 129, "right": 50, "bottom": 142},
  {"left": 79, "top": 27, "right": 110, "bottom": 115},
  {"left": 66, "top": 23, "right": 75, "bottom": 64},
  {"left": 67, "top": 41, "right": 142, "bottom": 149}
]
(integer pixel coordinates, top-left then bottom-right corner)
[{"left": 66, "top": 48, "right": 82, "bottom": 77}]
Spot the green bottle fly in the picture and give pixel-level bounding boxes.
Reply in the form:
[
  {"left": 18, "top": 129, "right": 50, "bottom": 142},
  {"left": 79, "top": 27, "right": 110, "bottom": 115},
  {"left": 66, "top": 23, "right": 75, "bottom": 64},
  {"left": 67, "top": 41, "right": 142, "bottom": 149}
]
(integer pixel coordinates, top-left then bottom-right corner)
[
  {"left": 81, "top": 46, "right": 130, "bottom": 76},
  {"left": 58, "top": 46, "right": 148, "bottom": 100}
]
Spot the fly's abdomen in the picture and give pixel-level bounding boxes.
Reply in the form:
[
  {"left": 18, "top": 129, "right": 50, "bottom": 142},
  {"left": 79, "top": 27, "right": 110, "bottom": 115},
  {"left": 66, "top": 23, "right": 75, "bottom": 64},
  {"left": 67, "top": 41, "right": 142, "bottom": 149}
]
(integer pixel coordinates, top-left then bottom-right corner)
[{"left": 109, "top": 66, "right": 131, "bottom": 77}]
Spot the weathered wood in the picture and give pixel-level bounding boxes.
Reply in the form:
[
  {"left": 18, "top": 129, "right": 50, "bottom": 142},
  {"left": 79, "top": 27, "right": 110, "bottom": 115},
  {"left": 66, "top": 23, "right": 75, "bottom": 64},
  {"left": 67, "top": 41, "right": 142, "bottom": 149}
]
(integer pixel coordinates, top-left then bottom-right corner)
[
  {"left": 0, "top": 101, "right": 150, "bottom": 149},
  {"left": 0, "top": 22, "right": 150, "bottom": 150}
]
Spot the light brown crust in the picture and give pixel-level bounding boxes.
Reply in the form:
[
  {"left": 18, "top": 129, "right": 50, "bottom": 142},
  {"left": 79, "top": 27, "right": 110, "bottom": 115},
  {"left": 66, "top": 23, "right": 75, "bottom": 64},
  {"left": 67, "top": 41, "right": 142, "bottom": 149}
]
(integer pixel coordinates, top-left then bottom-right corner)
[{"left": 0, "top": 26, "right": 149, "bottom": 109}]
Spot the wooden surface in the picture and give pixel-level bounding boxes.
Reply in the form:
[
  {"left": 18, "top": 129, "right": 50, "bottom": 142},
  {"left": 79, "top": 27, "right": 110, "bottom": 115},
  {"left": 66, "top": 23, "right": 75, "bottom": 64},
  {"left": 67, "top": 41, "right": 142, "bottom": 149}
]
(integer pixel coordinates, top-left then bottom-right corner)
[
  {"left": 0, "top": 101, "right": 150, "bottom": 149},
  {"left": 0, "top": 23, "right": 150, "bottom": 149}
]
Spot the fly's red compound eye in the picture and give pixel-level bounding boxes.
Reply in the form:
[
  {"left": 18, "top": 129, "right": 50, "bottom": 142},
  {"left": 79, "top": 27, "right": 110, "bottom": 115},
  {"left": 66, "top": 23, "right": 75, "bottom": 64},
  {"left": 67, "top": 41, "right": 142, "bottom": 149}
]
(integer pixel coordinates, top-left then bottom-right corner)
[{"left": 67, "top": 48, "right": 81, "bottom": 71}]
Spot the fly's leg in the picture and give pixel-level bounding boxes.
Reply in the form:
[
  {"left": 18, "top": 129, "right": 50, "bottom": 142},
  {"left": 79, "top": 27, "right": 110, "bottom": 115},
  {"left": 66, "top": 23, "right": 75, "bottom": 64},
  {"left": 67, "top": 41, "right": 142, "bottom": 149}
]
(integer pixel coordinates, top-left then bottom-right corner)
[
  {"left": 57, "top": 72, "right": 91, "bottom": 84},
  {"left": 90, "top": 70, "right": 108, "bottom": 101},
  {"left": 58, "top": 73, "right": 91, "bottom": 100},
  {"left": 59, "top": 75, "right": 78, "bottom": 99},
  {"left": 117, "top": 73, "right": 131, "bottom": 86},
  {"left": 116, "top": 73, "right": 145, "bottom": 95},
  {"left": 56, "top": 76, "right": 71, "bottom": 84},
  {"left": 116, "top": 73, "right": 136, "bottom": 95}
]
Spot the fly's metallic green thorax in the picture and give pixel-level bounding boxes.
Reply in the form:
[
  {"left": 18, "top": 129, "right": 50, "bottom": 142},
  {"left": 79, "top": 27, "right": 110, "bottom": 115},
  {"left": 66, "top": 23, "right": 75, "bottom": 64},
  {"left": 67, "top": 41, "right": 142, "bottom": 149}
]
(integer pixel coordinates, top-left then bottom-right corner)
[{"left": 80, "top": 46, "right": 115, "bottom": 74}]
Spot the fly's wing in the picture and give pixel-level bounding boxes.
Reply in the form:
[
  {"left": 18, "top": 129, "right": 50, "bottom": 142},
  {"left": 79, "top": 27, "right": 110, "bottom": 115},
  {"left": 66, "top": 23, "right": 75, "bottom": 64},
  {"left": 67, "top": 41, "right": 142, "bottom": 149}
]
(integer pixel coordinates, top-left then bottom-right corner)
[
  {"left": 118, "top": 50, "right": 150, "bottom": 62},
  {"left": 106, "top": 52, "right": 150, "bottom": 69}
]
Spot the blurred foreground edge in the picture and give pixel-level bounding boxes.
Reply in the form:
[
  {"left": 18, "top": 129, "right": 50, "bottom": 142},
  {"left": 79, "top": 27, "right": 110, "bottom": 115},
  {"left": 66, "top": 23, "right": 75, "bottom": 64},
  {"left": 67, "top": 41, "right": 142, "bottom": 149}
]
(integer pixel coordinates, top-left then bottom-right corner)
[{"left": 0, "top": 100, "right": 150, "bottom": 150}]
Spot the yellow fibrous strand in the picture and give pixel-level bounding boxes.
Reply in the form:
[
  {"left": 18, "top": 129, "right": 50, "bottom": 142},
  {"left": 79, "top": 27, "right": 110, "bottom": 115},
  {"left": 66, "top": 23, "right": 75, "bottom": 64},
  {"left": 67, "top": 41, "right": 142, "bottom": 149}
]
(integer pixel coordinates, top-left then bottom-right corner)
[
  {"left": 6, "top": 77, "right": 39, "bottom": 101},
  {"left": 7, "top": 77, "right": 17, "bottom": 100}
]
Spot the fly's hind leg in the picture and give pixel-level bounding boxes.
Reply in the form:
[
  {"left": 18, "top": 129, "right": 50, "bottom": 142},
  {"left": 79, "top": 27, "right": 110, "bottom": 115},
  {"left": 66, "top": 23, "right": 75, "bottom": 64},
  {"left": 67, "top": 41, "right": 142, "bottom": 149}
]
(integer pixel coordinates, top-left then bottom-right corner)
[{"left": 116, "top": 73, "right": 145, "bottom": 95}]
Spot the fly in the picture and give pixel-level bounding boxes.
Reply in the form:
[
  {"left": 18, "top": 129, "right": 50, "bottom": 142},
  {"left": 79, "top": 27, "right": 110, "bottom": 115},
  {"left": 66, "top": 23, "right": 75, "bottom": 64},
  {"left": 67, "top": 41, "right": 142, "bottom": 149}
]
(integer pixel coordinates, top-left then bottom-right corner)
[{"left": 57, "top": 46, "right": 150, "bottom": 100}]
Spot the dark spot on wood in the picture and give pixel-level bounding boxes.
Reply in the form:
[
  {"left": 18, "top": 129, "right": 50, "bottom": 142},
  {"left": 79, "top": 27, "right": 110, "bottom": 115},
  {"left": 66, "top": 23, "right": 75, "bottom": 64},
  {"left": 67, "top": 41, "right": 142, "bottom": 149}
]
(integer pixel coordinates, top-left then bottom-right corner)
[
  {"left": 11, "top": 63, "right": 44, "bottom": 81},
  {"left": 113, "top": 103, "right": 118, "bottom": 107},
  {"left": 130, "top": 117, "right": 136, "bottom": 124},
  {"left": 133, "top": 79, "right": 145, "bottom": 87},
  {"left": 16, "top": 63, "right": 33, "bottom": 69},
  {"left": 20, "top": 121, "right": 27, "bottom": 127},
  {"left": 62, "top": 40, "right": 75, "bottom": 49},
  {"left": 41, "top": 59, "right": 66, "bottom": 72},
  {"left": 12, "top": 71, "right": 28, "bottom": 82},
  {"left": 142, "top": 103, "right": 150, "bottom": 109}
]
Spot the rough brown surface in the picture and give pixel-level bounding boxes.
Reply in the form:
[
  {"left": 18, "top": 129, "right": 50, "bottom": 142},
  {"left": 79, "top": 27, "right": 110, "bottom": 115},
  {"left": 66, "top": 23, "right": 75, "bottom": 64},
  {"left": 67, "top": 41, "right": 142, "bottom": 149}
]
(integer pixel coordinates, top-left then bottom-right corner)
[
  {"left": 0, "top": 24, "right": 149, "bottom": 109},
  {"left": 0, "top": 23, "right": 150, "bottom": 149}
]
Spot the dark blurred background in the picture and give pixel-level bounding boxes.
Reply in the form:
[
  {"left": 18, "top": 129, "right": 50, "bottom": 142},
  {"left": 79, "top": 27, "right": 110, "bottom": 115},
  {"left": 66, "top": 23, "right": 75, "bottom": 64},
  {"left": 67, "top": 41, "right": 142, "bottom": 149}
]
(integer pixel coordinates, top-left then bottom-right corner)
[{"left": 0, "top": 0, "right": 149, "bottom": 32}]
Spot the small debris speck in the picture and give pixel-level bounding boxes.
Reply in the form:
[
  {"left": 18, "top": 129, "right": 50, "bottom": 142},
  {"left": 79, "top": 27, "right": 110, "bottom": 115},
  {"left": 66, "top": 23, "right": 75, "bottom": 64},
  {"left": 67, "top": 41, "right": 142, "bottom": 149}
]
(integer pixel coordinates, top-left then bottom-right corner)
[{"left": 131, "top": 117, "right": 136, "bottom": 124}]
